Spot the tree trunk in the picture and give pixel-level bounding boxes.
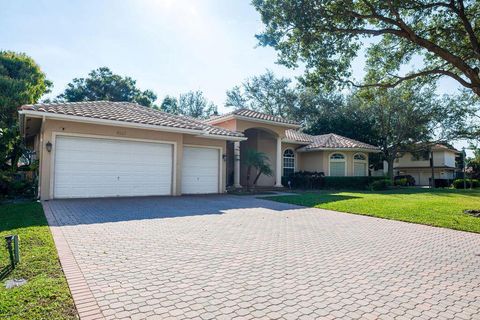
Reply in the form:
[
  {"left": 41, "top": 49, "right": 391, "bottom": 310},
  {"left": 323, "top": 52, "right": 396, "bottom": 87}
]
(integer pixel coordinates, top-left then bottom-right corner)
[
  {"left": 387, "top": 158, "right": 395, "bottom": 180},
  {"left": 246, "top": 165, "right": 252, "bottom": 191},
  {"left": 253, "top": 170, "right": 263, "bottom": 188},
  {"left": 9, "top": 140, "right": 22, "bottom": 172},
  {"left": 430, "top": 150, "right": 435, "bottom": 189}
]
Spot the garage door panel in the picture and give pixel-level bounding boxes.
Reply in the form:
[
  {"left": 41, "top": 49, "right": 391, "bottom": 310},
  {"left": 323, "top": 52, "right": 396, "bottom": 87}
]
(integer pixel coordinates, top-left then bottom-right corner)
[
  {"left": 183, "top": 166, "right": 218, "bottom": 175},
  {"left": 182, "top": 147, "right": 219, "bottom": 194},
  {"left": 54, "top": 136, "right": 173, "bottom": 198}
]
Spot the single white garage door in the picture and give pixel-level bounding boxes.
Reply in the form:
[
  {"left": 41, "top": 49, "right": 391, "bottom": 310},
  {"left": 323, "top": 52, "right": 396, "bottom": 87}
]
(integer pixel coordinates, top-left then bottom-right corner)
[
  {"left": 182, "top": 146, "right": 219, "bottom": 194},
  {"left": 54, "top": 135, "right": 173, "bottom": 198}
]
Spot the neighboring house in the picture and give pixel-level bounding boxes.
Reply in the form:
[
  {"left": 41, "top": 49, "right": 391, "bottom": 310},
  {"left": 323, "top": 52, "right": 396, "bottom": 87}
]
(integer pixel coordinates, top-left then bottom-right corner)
[
  {"left": 18, "top": 102, "right": 379, "bottom": 200},
  {"left": 393, "top": 144, "right": 459, "bottom": 186}
]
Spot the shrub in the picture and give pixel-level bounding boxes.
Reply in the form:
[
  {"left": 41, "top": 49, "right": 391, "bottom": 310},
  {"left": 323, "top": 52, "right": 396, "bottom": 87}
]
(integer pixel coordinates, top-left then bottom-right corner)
[
  {"left": 394, "top": 178, "right": 408, "bottom": 186},
  {"left": 0, "top": 171, "right": 14, "bottom": 195},
  {"left": 282, "top": 172, "right": 387, "bottom": 190},
  {"left": 434, "top": 179, "right": 450, "bottom": 188},
  {"left": 452, "top": 179, "right": 480, "bottom": 189},
  {"left": 0, "top": 171, "right": 36, "bottom": 198},
  {"left": 370, "top": 179, "right": 392, "bottom": 191},
  {"left": 323, "top": 176, "right": 385, "bottom": 189},
  {"left": 283, "top": 171, "right": 325, "bottom": 189}
]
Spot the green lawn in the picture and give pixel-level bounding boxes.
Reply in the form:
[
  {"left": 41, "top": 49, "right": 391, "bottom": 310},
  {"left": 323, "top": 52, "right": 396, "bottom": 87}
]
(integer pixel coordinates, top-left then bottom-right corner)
[
  {"left": 265, "top": 189, "right": 480, "bottom": 233},
  {"left": 0, "top": 202, "right": 77, "bottom": 320}
]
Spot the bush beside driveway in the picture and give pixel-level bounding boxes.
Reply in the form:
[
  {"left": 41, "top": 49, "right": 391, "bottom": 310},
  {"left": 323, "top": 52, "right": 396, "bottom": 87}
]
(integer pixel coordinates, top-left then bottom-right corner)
[{"left": 265, "top": 189, "right": 480, "bottom": 233}]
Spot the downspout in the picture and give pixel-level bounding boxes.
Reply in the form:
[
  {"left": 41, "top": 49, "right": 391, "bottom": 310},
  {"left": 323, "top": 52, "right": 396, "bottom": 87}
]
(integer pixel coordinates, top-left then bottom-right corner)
[{"left": 37, "top": 115, "right": 46, "bottom": 199}]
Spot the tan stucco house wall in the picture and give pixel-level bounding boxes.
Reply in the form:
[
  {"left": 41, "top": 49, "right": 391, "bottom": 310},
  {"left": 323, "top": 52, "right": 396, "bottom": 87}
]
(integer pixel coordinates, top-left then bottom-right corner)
[
  {"left": 212, "top": 115, "right": 377, "bottom": 187},
  {"left": 298, "top": 150, "right": 370, "bottom": 176},
  {"left": 37, "top": 119, "right": 227, "bottom": 199},
  {"left": 21, "top": 103, "right": 380, "bottom": 198}
]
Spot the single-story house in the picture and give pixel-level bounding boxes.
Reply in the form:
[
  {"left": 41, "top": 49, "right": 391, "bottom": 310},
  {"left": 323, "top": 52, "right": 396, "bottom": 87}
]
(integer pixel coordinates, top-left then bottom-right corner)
[
  {"left": 19, "top": 102, "right": 379, "bottom": 199},
  {"left": 393, "top": 144, "right": 460, "bottom": 186}
]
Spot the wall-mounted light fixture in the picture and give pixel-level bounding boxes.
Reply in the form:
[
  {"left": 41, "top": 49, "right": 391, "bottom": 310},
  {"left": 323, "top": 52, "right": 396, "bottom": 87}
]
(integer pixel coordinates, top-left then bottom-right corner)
[
  {"left": 222, "top": 154, "right": 227, "bottom": 161},
  {"left": 46, "top": 141, "right": 52, "bottom": 153}
]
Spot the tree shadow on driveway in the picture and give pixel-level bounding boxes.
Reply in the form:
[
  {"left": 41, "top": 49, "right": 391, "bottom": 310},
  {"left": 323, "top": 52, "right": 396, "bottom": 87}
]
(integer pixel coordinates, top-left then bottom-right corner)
[{"left": 44, "top": 194, "right": 303, "bottom": 227}]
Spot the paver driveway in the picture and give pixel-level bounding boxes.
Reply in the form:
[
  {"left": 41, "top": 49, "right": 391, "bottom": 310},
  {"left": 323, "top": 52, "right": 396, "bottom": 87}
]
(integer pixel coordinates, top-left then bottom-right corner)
[{"left": 44, "top": 195, "right": 480, "bottom": 320}]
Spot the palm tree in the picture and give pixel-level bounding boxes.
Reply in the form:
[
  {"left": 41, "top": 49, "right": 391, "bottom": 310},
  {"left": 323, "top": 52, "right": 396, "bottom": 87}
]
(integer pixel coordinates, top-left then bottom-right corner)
[{"left": 244, "top": 149, "right": 273, "bottom": 190}]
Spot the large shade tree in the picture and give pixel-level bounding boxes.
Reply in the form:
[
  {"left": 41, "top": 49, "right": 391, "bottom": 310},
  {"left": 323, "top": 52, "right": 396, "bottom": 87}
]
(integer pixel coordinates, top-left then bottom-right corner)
[
  {"left": 298, "top": 89, "right": 378, "bottom": 145},
  {"left": 177, "top": 91, "right": 218, "bottom": 119},
  {"left": 252, "top": 0, "right": 480, "bottom": 98},
  {"left": 225, "top": 70, "right": 298, "bottom": 120},
  {"left": 357, "top": 83, "right": 466, "bottom": 179},
  {"left": 160, "top": 95, "right": 179, "bottom": 114},
  {"left": 58, "top": 67, "right": 157, "bottom": 107},
  {"left": 466, "top": 145, "right": 480, "bottom": 179},
  {"left": 0, "top": 51, "right": 51, "bottom": 170}
]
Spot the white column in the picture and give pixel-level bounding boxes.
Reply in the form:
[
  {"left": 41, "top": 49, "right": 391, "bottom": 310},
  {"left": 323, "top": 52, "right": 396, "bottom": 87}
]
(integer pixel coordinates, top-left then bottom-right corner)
[
  {"left": 234, "top": 141, "right": 242, "bottom": 188},
  {"left": 275, "top": 137, "right": 283, "bottom": 187}
]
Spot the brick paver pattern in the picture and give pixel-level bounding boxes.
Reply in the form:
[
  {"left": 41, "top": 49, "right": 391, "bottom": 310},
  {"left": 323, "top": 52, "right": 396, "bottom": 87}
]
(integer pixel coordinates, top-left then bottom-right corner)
[{"left": 46, "top": 195, "right": 480, "bottom": 320}]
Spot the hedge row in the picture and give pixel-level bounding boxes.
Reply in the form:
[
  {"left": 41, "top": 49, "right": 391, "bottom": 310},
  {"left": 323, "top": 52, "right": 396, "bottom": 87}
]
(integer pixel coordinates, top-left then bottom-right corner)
[
  {"left": 282, "top": 171, "right": 387, "bottom": 190},
  {"left": 452, "top": 179, "right": 480, "bottom": 189}
]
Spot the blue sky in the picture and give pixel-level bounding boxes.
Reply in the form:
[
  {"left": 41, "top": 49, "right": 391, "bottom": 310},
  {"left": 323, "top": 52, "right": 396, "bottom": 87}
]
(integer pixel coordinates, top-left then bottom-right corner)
[
  {"left": 1, "top": 0, "right": 461, "bottom": 108},
  {"left": 0, "top": 0, "right": 470, "bottom": 152},
  {"left": 0, "top": 0, "right": 305, "bottom": 111}
]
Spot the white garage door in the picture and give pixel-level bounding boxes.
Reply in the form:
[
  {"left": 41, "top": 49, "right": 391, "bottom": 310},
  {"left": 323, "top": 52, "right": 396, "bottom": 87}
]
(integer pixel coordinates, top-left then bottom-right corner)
[
  {"left": 53, "top": 135, "right": 173, "bottom": 198},
  {"left": 182, "top": 146, "right": 219, "bottom": 194}
]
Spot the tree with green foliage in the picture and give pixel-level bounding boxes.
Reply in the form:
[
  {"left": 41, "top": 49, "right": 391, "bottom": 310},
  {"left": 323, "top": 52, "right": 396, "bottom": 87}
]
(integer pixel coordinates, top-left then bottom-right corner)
[
  {"left": 225, "top": 70, "right": 298, "bottom": 120},
  {"left": 160, "top": 95, "right": 179, "bottom": 114},
  {"left": 253, "top": 0, "right": 480, "bottom": 98},
  {"left": 467, "top": 145, "right": 480, "bottom": 179},
  {"left": 358, "top": 83, "right": 461, "bottom": 179},
  {"left": 58, "top": 67, "right": 157, "bottom": 107},
  {"left": 0, "top": 51, "right": 51, "bottom": 171},
  {"left": 177, "top": 90, "right": 218, "bottom": 119},
  {"left": 244, "top": 149, "right": 273, "bottom": 190},
  {"left": 448, "top": 93, "right": 480, "bottom": 141},
  {"left": 298, "top": 89, "right": 378, "bottom": 145}
]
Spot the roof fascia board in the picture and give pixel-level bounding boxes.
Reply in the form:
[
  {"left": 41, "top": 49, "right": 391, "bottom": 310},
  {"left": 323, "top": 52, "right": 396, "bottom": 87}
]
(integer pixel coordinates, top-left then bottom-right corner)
[
  {"left": 298, "top": 147, "right": 381, "bottom": 153},
  {"left": 194, "top": 134, "right": 248, "bottom": 142},
  {"left": 281, "top": 139, "right": 310, "bottom": 145},
  {"left": 393, "top": 166, "right": 458, "bottom": 170},
  {"left": 207, "top": 114, "right": 301, "bottom": 129},
  {"left": 20, "top": 110, "right": 208, "bottom": 135},
  {"left": 205, "top": 115, "right": 235, "bottom": 124}
]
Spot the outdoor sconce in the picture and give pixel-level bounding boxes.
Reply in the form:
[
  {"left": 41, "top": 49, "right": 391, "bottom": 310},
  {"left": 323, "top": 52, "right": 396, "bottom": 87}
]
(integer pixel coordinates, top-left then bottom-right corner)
[
  {"left": 222, "top": 154, "right": 227, "bottom": 161},
  {"left": 46, "top": 141, "right": 52, "bottom": 153}
]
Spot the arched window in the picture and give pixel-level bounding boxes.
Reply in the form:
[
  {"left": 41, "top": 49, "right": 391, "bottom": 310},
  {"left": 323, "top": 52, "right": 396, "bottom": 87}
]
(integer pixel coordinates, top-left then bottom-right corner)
[
  {"left": 283, "top": 149, "right": 295, "bottom": 176},
  {"left": 329, "top": 153, "right": 346, "bottom": 176},
  {"left": 353, "top": 153, "right": 367, "bottom": 176}
]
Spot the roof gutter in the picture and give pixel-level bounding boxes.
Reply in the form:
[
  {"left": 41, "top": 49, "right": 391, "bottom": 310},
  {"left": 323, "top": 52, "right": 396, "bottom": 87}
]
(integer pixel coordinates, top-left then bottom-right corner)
[
  {"left": 18, "top": 110, "right": 239, "bottom": 137},
  {"left": 281, "top": 139, "right": 310, "bottom": 145},
  {"left": 298, "top": 147, "right": 382, "bottom": 153},
  {"left": 195, "top": 133, "right": 247, "bottom": 142}
]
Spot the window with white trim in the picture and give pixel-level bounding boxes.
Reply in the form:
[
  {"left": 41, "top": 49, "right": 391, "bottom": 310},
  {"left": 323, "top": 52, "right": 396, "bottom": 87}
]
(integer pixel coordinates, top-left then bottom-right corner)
[
  {"left": 283, "top": 149, "right": 295, "bottom": 176},
  {"left": 329, "top": 153, "right": 346, "bottom": 176},
  {"left": 353, "top": 153, "right": 367, "bottom": 176}
]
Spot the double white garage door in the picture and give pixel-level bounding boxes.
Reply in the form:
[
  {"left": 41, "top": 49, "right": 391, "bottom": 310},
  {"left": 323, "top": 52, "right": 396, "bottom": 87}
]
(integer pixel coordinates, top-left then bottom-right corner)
[{"left": 53, "top": 136, "right": 219, "bottom": 198}]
